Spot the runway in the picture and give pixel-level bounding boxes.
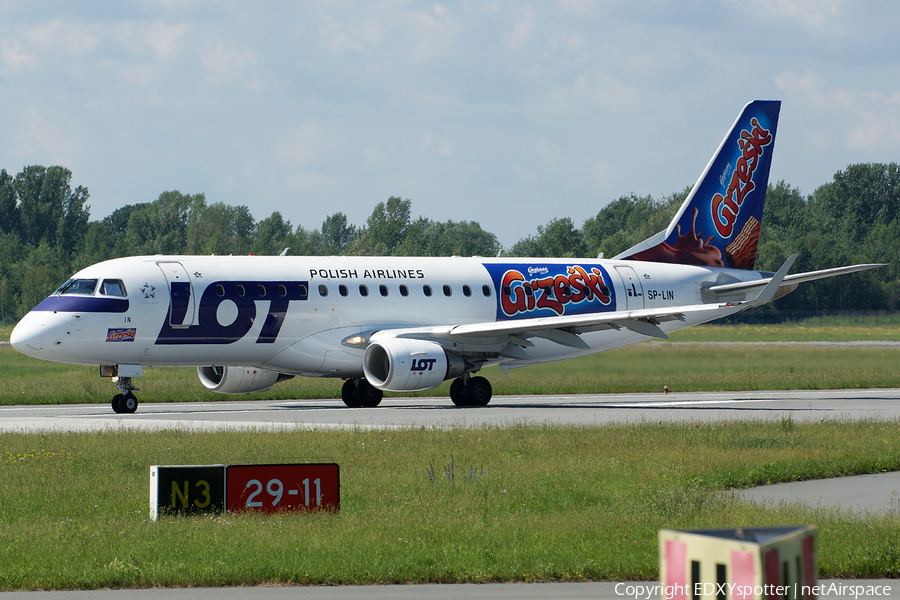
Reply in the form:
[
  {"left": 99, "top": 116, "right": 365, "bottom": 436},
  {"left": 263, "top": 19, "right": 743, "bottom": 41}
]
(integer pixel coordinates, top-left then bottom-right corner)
[{"left": 3, "top": 388, "right": 900, "bottom": 433}]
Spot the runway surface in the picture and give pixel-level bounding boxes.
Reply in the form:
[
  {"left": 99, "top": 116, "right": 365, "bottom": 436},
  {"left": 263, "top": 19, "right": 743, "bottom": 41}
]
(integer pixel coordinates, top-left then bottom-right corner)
[{"left": 3, "top": 387, "right": 900, "bottom": 433}]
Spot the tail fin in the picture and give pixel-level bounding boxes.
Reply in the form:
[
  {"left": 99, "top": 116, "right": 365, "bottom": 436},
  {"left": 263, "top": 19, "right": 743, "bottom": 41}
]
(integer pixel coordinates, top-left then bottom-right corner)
[{"left": 616, "top": 100, "right": 781, "bottom": 269}]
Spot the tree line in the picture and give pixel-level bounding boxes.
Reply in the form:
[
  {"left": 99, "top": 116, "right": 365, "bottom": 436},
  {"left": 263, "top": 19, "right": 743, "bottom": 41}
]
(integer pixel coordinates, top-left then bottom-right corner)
[{"left": 0, "top": 162, "right": 897, "bottom": 321}]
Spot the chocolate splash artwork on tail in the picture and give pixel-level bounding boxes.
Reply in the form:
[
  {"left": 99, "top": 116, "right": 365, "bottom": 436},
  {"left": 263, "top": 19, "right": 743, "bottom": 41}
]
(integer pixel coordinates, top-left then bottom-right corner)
[
  {"left": 626, "top": 207, "right": 724, "bottom": 267},
  {"left": 619, "top": 100, "right": 780, "bottom": 270}
]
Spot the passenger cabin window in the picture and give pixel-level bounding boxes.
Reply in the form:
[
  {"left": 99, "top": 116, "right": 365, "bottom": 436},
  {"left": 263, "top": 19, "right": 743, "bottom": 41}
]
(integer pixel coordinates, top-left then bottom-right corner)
[
  {"left": 339, "top": 284, "right": 349, "bottom": 297},
  {"left": 380, "top": 284, "right": 388, "bottom": 297},
  {"left": 215, "top": 284, "right": 225, "bottom": 297},
  {"left": 236, "top": 284, "right": 246, "bottom": 297},
  {"left": 318, "top": 284, "right": 328, "bottom": 297},
  {"left": 482, "top": 285, "right": 492, "bottom": 297},
  {"left": 443, "top": 285, "right": 452, "bottom": 297},
  {"left": 399, "top": 285, "right": 409, "bottom": 297},
  {"left": 57, "top": 279, "right": 98, "bottom": 295},
  {"left": 423, "top": 285, "right": 433, "bottom": 297},
  {"left": 257, "top": 285, "right": 267, "bottom": 297},
  {"left": 359, "top": 284, "right": 369, "bottom": 297},
  {"left": 462, "top": 285, "right": 471, "bottom": 297},
  {"left": 100, "top": 279, "right": 127, "bottom": 297}
]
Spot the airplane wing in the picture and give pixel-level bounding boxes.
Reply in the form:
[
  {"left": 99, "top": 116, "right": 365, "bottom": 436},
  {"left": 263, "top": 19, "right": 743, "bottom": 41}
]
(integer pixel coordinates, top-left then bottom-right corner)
[{"left": 369, "top": 256, "right": 803, "bottom": 356}]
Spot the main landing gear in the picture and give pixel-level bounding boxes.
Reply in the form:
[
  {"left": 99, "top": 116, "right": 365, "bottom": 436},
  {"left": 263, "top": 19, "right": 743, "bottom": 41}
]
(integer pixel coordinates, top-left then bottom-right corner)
[
  {"left": 111, "top": 377, "right": 139, "bottom": 414},
  {"left": 341, "top": 375, "right": 493, "bottom": 408},
  {"left": 341, "top": 378, "right": 384, "bottom": 408},
  {"left": 449, "top": 375, "right": 492, "bottom": 407}
]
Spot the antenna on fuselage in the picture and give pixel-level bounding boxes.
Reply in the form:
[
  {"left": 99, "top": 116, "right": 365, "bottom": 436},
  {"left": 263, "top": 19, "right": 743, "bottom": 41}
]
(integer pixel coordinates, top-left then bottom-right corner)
[{"left": 279, "top": 248, "right": 290, "bottom": 256}]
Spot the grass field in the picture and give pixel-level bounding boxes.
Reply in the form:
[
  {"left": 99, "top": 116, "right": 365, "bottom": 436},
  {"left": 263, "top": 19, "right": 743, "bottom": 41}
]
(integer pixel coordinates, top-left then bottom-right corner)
[{"left": 1, "top": 421, "right": 899, "bottom": 590}]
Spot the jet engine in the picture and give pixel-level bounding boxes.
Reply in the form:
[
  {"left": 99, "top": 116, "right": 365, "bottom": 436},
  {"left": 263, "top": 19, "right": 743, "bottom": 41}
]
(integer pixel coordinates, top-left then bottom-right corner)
[
  {"left": 363, "top": 338, "right": 467, "bottom": 392},
  {"left": 197, "top": 366, "right": 292, "bottom": 394}
]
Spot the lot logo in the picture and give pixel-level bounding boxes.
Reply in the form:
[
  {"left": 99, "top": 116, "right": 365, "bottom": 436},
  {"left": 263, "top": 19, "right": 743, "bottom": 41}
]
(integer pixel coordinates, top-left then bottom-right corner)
[
  {"left": 156, "top": 280, "right": 308, "bottom": 345},
  {"left": 411, "top": 358, "right": 437, "bottom": 372},
  {"left": 485, "top": 263, "right": 615, "bottom": 320},
  {"left": 107, "top": 328, "right": 136, "bottom": 342}
]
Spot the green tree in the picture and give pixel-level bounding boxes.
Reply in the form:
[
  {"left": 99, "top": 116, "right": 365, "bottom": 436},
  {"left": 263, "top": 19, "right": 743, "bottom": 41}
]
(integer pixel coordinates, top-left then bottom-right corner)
[
  {"left": 320, "top": 212, "right": 357, "bottom": 255},
  {"left": 351, "top": 197, "right": 411, "bottom": 255},
  {"left": 254, "top": 211, "right": 294, "bottom": 255},
  {"left": 186, "top": 198, "right": 255, "bottom": 255},
  {"left": 509, "top": 217, "right": 586, "bottom": 258},
  {"left": 17, "top": 242, "right": 64, "bottom": 312},
  {"left": 14, "top": 166, "right": 90, "bottom": 260},
  {"left": 0, "top": 169, "right": 16, "bottom": 236}
]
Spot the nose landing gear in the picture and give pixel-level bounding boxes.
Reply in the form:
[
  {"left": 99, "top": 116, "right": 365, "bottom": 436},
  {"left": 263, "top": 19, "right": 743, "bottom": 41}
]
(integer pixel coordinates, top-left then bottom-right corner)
[{"left": 111, "top": 377, "right": 140, "bottom": 414}]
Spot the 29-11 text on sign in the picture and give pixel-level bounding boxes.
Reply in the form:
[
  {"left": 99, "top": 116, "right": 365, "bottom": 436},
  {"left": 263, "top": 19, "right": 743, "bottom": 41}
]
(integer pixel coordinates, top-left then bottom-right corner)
[
  {"left": 226, "top": 464, "right": 339, "bottom": 513},
  {"left": 149, "top": 463, "right": 339, "bottom": 520}
]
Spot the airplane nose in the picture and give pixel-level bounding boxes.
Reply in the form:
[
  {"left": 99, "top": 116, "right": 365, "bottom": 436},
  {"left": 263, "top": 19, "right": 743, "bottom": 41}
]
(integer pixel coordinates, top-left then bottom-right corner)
[{"left": 10, "top": 315, "right": 46, "bottom": 357}]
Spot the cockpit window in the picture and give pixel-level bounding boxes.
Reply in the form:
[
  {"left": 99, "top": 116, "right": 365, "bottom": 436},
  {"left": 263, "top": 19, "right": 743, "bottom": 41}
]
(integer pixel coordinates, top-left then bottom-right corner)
[
  {"left": 56, "top": 279, "right": 98, "bottom": 295},
  {"left": 100, "top": 279, "right": 127, "bottom": 297}
]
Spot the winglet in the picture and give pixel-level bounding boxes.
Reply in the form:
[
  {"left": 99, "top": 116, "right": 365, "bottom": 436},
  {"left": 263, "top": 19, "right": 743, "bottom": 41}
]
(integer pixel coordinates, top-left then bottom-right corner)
[{"left": 750, "top": 254, "right": 796, "bottom": 305}]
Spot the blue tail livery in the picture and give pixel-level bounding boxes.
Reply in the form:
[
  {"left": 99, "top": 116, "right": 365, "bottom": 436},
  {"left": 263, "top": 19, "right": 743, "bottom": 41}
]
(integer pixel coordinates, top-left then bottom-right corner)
[{"left": 617, "top": 100, "right": 780, "bottom": 269}]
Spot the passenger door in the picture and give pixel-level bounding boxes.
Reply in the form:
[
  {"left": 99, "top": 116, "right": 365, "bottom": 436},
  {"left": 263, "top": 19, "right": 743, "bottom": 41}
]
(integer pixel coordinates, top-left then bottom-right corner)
[{"left": 157, "top": 262, "right": 195, "bottom": 328}]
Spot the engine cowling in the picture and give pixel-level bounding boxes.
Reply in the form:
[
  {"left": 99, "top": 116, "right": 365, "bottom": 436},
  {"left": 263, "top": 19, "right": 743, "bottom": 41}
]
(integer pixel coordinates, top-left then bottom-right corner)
[
  {"left": 197, "top": 366, "right": 291, "bottom": 394},
  {"left": 363, "top": 338, "right": 467, "bottom": 392}
]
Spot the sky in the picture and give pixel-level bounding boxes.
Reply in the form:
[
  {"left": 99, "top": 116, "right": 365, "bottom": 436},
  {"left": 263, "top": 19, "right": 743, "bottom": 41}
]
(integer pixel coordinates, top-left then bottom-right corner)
[{"left": 1, "top": 1, "right": 899, "bottom": 249}]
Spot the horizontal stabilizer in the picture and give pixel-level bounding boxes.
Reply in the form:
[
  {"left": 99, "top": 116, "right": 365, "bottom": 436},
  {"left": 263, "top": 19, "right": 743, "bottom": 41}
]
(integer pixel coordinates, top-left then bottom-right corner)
[{"left": 704, "top": 262, "right": 885, "bottom": 299}]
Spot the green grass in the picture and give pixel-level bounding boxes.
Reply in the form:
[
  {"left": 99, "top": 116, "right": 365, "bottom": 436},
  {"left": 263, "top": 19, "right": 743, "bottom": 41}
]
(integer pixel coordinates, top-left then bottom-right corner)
[
  {"left": 1, "top": 421, "right": 899, "bottom": 590},
  {"left": 2, "top": 341, "right": 899, "bottom": 406},
  {"left": 666, "top": 321, "right": 900, "bottom": 342}
]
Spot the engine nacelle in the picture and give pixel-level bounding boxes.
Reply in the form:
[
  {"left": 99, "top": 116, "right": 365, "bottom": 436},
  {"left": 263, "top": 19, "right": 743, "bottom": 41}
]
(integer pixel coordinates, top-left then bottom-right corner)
[
  {"left": 197, "top": 366, "right": 290, "bottom": 394},
  {"left": 363, "top": 338, "right": 467, "bottom": 392}
]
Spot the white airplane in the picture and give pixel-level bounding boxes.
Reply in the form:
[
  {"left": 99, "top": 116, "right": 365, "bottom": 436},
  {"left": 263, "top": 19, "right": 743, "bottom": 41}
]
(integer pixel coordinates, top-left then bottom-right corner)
[{"left": 11, "top": 101, "right": 881, "bottom": 413}]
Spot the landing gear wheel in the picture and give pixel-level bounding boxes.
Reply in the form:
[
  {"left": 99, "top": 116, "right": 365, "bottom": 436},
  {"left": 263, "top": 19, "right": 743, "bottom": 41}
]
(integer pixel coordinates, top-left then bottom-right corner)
[
  {"left": 465, "top": 376, "right": 492, "bottom": 407},
  {"left": 449, "top": 378, "right": 467, "bottom": 406},
  {"left": 356, "top": 379, "right": 383, "bottom": 408},
  {"left": 111, "top": 375, "right": 141, "bottom": 414},
  {"left": 121, "top": 392, "right": 138, "bottom": 414},
  {"left": 112, "top": 392, "right": 138, "bottom": 414},
  {"left": 341, "top": 379, "right": 362, "bottom": 408}
]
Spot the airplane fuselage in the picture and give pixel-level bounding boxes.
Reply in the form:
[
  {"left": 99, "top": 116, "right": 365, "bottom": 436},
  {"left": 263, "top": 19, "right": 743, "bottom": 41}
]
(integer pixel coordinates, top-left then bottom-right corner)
[{"left": 12, "top": 254, "right": 762, "bottom": 376}]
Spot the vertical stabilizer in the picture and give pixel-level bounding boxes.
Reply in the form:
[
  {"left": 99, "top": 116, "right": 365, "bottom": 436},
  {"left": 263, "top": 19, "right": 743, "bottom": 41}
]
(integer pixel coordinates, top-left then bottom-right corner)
[{"left": 616, "top": 100, "right": 781, "bottom": 269}]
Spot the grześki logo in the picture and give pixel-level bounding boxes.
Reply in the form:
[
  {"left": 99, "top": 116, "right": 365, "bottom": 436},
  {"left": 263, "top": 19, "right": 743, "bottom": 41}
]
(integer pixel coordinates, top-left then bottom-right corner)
[
  {"left": 500, "top": 265, "right": 611, "bottom": 317},
  {"left": 710, "top": 117, "right": 773, "bottom": 238},
  {"left": 107, "top": 328, "right": 136, "bottom": 342}
]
